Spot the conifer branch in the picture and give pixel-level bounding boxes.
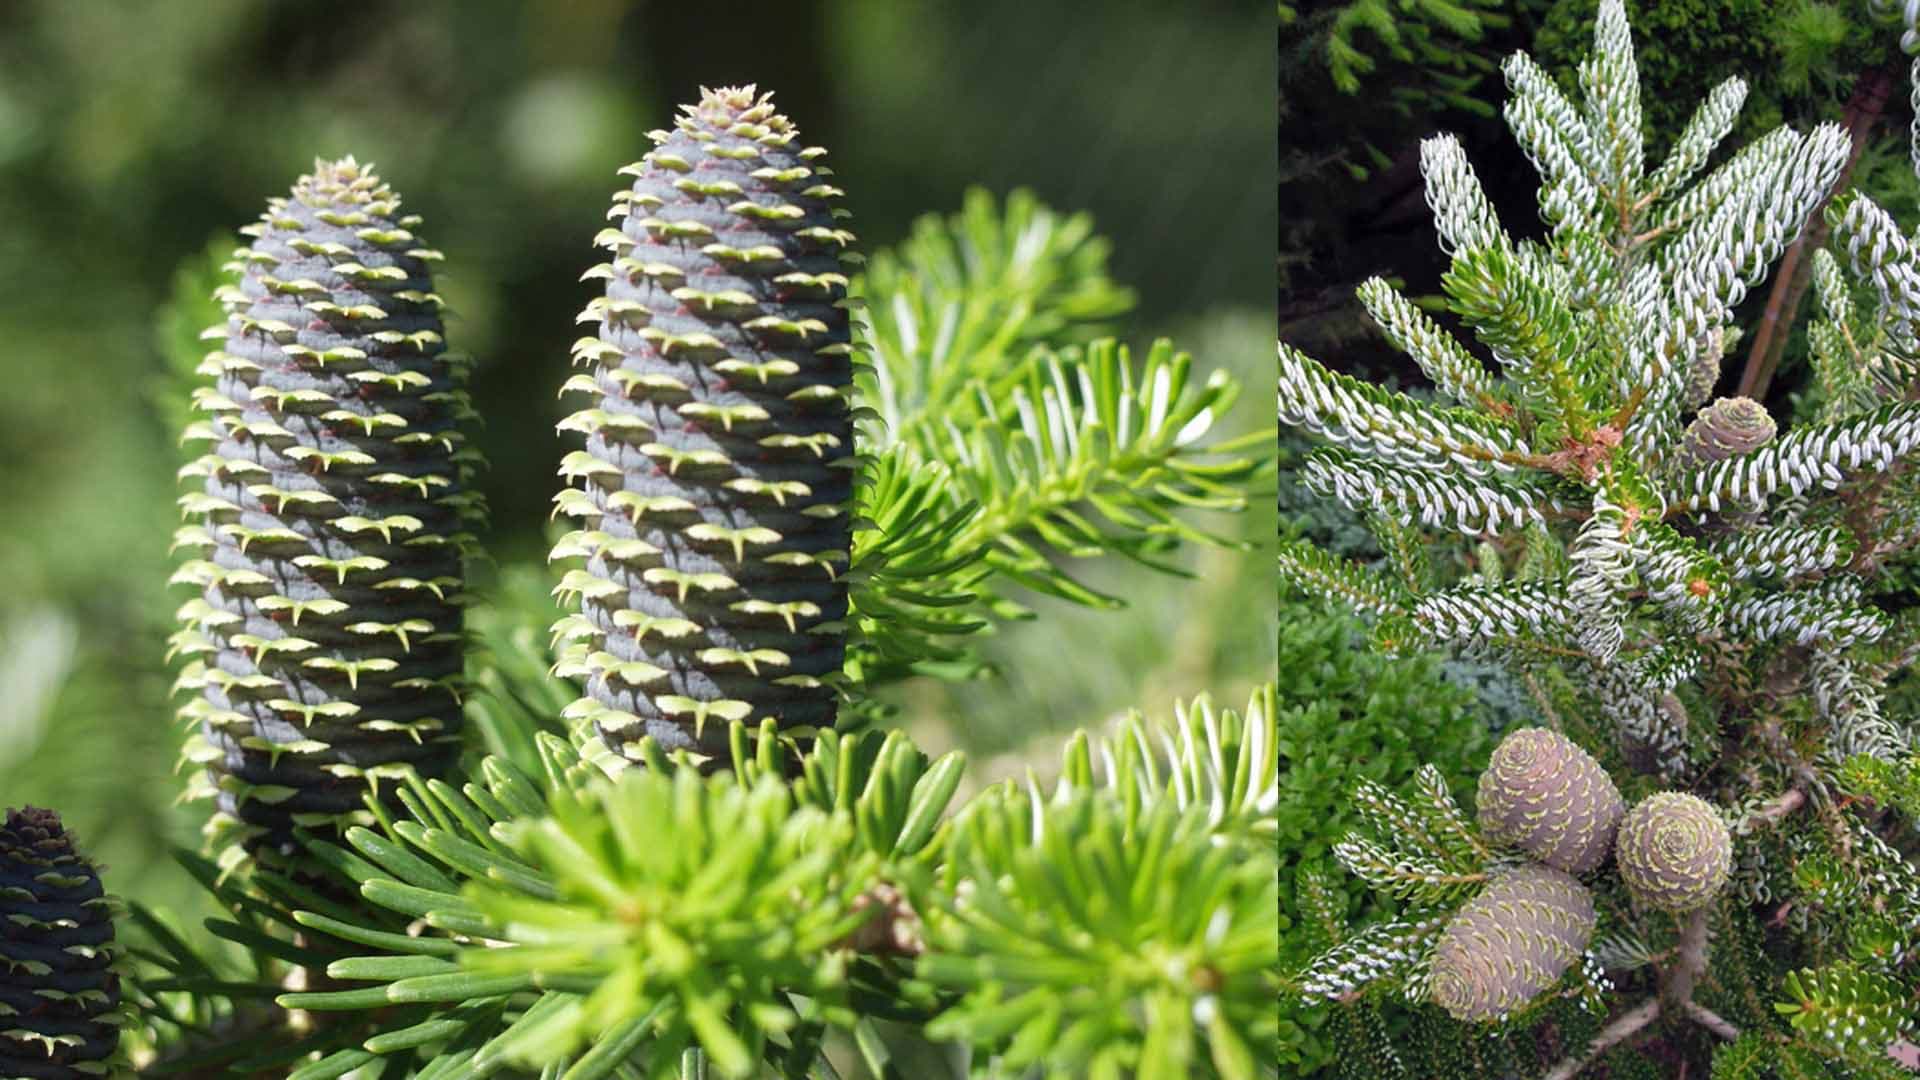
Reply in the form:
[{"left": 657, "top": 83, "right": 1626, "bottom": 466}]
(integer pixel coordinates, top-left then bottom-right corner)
[{"left": 1284, "top": 5, "right": 1920, "bottom": 1071}]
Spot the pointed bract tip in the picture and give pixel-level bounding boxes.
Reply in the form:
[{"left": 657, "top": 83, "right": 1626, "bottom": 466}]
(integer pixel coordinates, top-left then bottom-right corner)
[
  {"left": 293, "top": 154, "right": 387, "bottom": 198},
  {"left": 4, "top": 805, "right": 65, "bottom": 836},
  {"left": 689, "top": 84, "right": 791, "bottom": 131}
]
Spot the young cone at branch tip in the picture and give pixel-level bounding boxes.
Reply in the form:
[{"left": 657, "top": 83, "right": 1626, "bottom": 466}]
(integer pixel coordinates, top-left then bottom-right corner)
[
  {"left": 1680, "top": 395, "right": 1777, "bottom": 466},
  {"left": 1429, "top": 863, "right": 1597, "bottom": 1023},
  {"left": 552, "top": 85, "right": 857, "bottom": 764},
  {"left": 0, "top": 807, "right": 122, "bottom": 1077},
  {"left": 1476, "top": 726, "right": 1625, "bottom": 874},
  {"left": 1615, "top": 791, "right": 1733, "bottom": 912},
  {"left": 170, "top": 157, "right": 477, "bottom": 864}
]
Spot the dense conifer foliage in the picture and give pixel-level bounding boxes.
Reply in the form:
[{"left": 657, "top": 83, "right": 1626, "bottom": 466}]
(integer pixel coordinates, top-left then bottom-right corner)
[{"left": 1282, "top": 2, "right": 1920, "bottom": 1075}]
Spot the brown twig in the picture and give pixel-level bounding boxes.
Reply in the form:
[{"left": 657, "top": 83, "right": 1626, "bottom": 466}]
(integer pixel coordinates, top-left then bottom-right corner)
[
  {"left": 1747, "top": 787, "right": 1808, "bottom": 830},
  {"left": 1663, "top": 906, "right": 1714, "bottom": 1014},
  {"left": 1542, "top": 907, "right": 1729, "bottom": 1079},
  {"left": 1541, "top": 996, "right": 1662, "bottom": 1080},
  {"left": 1737, "top": 63, "right": 1898, "bottom": 402},
  {"left": 1685, "top": 1001, "right": 1742, "bottom": 1042}
]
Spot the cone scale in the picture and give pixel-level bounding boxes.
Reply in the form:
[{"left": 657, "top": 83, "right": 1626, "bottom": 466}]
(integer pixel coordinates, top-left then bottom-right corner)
[
  {"left": 552, "top": 86, "right": 857, "bottom": 761},
  {"left": 1680, "top": 396, "right": 1776, "bottom": 466},
  {"left": 0, "top": 808, "right": 121, "bottom": 1077},
  {"left": 170, "top": 158, "right": 479, "bottom": 861}
]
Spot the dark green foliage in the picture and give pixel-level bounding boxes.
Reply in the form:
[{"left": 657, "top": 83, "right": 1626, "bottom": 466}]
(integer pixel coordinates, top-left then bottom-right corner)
[
  {"left": 1322, "top": 0, "right": 1511, "bottom": 104},
  {"left": 0, "top": 807, "right": 121, "bottom": 1078},
  {"left": 1530, "top": 0, "right": 1907, "bottom": 147},
  {"left": 170, "top": 158, "right": 480, "bottom": 865},
  {"left": 423, "top": 743, "right": 866, "bottom": 1077},
  {"left": 1532, "top": 0, "right": 1781, "bottom": 143},
  {"left": 846, "top": 189, "right": 1263, "bottom": 689},
  {"left": 1322, "top": 996, "right": 1607, "bottom": 1080},
  {"left": 1275, "top": 594, "right": 1488, "bottom": 1074},
  {"left": 551, "top": 86, "right": 855, "bottom": 762},
  {"left": 1777, "top": 963, "right": 1918, "bottom": 1071},
  {"left": 1275, "top": 602, "right": 1488, "bottom": 940},
  {"left": 854, "top": 189, "right": 1131, "bottom": 403},
  {"left": 919, "top": 791, "right": 1278, "bottom": 1080}
]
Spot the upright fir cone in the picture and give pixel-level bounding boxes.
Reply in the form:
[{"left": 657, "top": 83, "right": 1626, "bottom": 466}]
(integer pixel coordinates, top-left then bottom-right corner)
[
  {"left": 1680, "top": 395, "right": 1775, "bottom": 466},
  {"left": 171, "top": 158, "right": 480, "bottom": 863},
  {"left": 1475, "top": 727, "right": 1624, "bottom": 874},
  {"left": 552, "top": 86, "right": 857, "bottom": 763},
  {"left": 1615, "top": 791, "right": 1733, "bottom": 912},
  {"left": 0, "top": 808, "right": 121, "bottom": 1077},
  {"left": 1428, "top": 864, "right": 1596, "bottom": 1023}
]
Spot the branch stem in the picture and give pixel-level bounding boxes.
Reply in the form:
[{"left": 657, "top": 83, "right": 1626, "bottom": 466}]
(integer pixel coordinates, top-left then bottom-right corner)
[
  {"left": 1746, "top": 787, "right": 1806, "bottom": 829},
  {"left": 1685, "top": 1001, "right": 1742, "bottom": 1042},
  {"left": 1542, "top": 907, "right": 1727, "bottom": 1079},
  {"left": 1736, "top": 63, "right": 1897, "bottom": 401},
  {"left": 1541, "top": 997, "right": 1661, "bottom": 1080}
]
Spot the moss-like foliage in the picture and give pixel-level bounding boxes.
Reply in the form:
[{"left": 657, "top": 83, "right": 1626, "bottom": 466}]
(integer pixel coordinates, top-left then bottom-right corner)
[
  {"left": 170, "top": 157, "right": 478, "bottom": 862},
  {"left": 1428, "top": 863, "right": 1596, "bottom": 1023},
  {"left": 0, "top": 807, "right": 121, "bottom": 1077},
  {"left": 1476, "top": 726, "right": 1624, "bottom": 874},
  {"left": 552, "top": 86, "right": 856, "bottom": 762},
  {"left": 1615, "top": 791, "right": 1733, "bottom": 911}
]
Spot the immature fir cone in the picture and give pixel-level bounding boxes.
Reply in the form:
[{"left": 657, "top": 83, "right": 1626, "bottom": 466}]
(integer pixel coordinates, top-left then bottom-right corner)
[
  {"left": 1680, "top": 327, "right": 1726, "bottom": 411},
  {"left": 551, "top": 86, "right": 856, "bottom": 761},
  {"left": 171, "top": 158, "right": 478, "bottom": 861},
  {"left": 1476, "top": 727, "right": 1624, "bottom": 873},
  {"left": 0, "top": 808, "right": 121, "bottom": 1077},
  {"left": 1680, "top": 395, "right": 1775, "bottom": 465},
  {"left": 1616, "top": 791, "right": 1733, "bottom": 912},
  {"left": 1429, "top": 864, "right": 1596, "bottom": 1022}
]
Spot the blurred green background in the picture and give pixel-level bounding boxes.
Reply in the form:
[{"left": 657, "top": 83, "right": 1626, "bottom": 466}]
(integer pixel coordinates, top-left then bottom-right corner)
[{"left": 0, "top": 0, "right": 1275, "bottom": 921}]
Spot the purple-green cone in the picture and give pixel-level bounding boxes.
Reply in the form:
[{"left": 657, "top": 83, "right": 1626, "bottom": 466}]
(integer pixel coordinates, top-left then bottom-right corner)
[
  {"left": 551, "top": 86, "right": 857, "bottom": 763},
  {"left": 0, "top": 808, "right": 121, "bottom": 1077},
  {"left": 1680, "top": 328, "right": 1726, "bottom": 411},
  {"left": 170, "top": 158, "right": 479, "bottom": 861},
  {"left": 1476, "top": 727, "right": 1624, "bottom": 874},
  {"left": 1681, "top": 396, "right": 1775, "bottom": 465},
  {"left": 1616, "top": 791, "right": 1732, "bottom": 912},
  {"left": 1429, "top": 864, "right": 1596, "bottom": 1022}
]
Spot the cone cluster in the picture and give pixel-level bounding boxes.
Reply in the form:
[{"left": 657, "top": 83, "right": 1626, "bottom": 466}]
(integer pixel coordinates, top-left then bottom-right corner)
[
  {"left": 549, "top": 86, "right": 857, "bottom": 762},
  {"left": 1435, "top": 727, "right": 1734, "bottom": 1020},
  {"left": 0, "top": 808, "right": 121, "bottom": 1077},
  {"left": 170, "top": 158, "right": 479, "bottom": 860}
]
